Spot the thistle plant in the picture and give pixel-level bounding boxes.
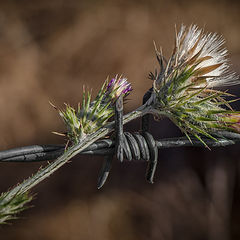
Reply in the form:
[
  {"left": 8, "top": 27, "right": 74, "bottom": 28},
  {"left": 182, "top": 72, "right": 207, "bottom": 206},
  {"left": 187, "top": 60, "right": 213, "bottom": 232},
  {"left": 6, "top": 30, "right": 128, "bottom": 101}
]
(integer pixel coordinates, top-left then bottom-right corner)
[
  {"left": 0, "top": 24, "right": 239, "bottom": 224},
  {"left": 56, "top": 76, "right": 132, "bottom": 143},
  {"left": 148, "top": 25, "right": 239, "bottom": 147}
]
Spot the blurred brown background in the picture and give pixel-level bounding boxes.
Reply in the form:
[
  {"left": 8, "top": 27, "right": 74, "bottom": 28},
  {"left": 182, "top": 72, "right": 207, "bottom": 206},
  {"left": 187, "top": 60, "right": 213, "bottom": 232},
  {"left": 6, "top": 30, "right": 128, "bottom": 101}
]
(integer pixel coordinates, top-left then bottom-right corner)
[{"left": 0, "top": 0, "right": 239, "bottom": 239}]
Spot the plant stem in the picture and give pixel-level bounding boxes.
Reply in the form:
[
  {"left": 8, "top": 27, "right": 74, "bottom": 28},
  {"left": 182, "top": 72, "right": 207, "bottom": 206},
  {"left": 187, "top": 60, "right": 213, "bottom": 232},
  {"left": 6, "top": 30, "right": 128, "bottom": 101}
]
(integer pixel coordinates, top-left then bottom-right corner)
[{"left": 2, "top": 105, "right": 150, "bottom": 203}]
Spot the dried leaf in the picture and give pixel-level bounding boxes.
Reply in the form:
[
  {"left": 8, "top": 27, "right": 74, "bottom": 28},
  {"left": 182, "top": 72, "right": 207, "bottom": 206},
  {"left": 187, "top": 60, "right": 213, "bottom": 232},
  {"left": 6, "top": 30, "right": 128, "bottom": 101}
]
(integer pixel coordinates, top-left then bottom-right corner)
[
  {"left": 187, "top": 48, "right": 204, "bottom": 66},
  {"left": 195, "top": 56, "right": 213, "bottom": 65},
  {"left": 194, "top": 63, "right": 223, "bottom": 76}
]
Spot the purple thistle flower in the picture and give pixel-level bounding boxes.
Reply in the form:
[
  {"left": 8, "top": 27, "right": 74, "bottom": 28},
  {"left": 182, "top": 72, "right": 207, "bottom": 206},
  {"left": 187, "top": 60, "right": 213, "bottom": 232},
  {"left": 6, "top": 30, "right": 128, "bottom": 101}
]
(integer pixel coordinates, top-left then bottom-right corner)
[{"left": 106, "top": 76, "right": 132, "bottom": 99}]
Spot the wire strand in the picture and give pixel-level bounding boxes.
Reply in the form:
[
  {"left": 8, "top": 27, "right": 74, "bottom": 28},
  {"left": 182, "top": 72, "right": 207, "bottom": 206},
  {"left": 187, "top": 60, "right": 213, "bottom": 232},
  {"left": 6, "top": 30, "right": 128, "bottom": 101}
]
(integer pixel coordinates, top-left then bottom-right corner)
[{"left": 0, "top": 131, "right": 239, "bottom": 163}]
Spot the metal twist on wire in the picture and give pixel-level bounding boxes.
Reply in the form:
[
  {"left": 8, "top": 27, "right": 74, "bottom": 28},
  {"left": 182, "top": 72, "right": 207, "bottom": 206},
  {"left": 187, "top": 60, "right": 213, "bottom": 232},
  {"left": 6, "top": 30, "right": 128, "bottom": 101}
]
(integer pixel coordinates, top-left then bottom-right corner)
[
  {"left": 97, "top": 131, "right": 158, "bottom": 188},
  {"left": 98, "top": 88, "right": 160, "bottom": 188}
]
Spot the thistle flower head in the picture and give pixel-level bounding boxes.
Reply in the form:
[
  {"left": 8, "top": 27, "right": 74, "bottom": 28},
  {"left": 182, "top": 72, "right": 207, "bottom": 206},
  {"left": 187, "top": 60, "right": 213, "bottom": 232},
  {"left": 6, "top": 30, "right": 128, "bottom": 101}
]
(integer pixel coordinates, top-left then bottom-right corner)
[
  {"left": 150, "top": 24, "right": 239, "bottom": 146},
  {"left": 106, "top": 76, "right": 132, "bottom": 100},
  {"left": 55, "top": 76, "right": 132, "bottom": 143}
]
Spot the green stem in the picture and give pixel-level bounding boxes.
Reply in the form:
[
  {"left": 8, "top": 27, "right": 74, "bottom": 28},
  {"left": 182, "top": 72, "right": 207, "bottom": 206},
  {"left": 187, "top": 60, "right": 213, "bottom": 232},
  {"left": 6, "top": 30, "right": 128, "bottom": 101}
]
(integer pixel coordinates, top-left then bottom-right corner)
[{"left": 2, "top": 104, "right": 150, "bottom": 203}]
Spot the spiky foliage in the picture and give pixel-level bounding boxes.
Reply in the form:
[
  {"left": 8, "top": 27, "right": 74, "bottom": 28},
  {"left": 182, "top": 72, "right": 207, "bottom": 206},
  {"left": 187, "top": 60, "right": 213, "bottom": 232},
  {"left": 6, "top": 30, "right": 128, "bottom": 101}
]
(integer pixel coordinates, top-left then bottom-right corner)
[
  {"left": 57, "top": 76, "right": 132, "bottom": 143},
  {"left": 222, "top": 113, "right": 240, "bottom": 133},
  {"left": 150, "top": 25, "right": 239, "bottom": 147},
  {"left": 0, "top": 191, "right": 32, "bottom": 224}
]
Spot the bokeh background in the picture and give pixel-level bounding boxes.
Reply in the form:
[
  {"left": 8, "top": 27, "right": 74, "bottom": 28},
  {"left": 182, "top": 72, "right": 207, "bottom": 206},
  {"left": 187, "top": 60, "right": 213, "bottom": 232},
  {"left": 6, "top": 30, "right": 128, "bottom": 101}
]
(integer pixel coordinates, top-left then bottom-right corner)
[{"left": 0, "top": 0, "right": 239, "bottom": 239}]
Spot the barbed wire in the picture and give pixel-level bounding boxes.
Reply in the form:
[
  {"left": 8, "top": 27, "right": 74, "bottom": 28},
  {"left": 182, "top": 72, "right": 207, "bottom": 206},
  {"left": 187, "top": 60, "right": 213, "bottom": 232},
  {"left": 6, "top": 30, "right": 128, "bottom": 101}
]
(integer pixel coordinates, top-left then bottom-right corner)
[{"left": 0, "top": 131, "right": 239, "bottom": 163}]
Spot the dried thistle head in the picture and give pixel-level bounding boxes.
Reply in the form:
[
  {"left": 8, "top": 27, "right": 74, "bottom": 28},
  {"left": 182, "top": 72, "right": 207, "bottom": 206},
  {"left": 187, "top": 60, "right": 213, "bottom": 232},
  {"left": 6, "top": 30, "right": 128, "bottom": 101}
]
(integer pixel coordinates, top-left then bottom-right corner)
[
  {"left": 150, "top": 24, "right": 239, "bottom": 146},
  {"left": 55, "top": 76, "right": 132, "bottom": 143}
]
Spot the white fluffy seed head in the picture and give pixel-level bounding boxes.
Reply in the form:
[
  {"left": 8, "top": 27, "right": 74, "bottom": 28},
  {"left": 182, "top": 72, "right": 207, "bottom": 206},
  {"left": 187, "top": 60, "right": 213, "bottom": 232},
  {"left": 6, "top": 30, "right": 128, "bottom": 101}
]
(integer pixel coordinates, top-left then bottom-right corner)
[{"left": 176, "top": 24, "right": 238, "bottom": 87}]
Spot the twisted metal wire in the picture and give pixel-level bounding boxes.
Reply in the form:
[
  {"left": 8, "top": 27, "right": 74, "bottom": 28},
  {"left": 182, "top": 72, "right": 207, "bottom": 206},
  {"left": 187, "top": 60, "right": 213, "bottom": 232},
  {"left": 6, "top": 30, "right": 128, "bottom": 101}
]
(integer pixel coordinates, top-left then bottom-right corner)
[
  {"left": 0, "top": 130, "right": 239, "bottom": 188},
  {"left": 0, "top": 131, "right": 238, "bottom": 163}
]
